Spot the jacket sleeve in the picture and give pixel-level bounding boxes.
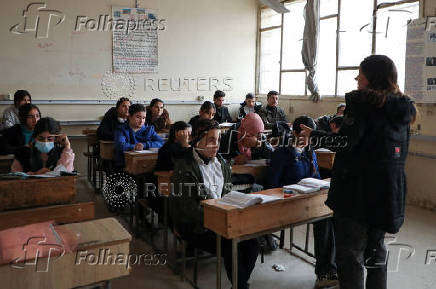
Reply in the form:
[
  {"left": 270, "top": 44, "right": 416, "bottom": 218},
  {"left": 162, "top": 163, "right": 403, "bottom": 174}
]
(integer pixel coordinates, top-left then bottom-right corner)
[
  {"left": 114, "top": 126, "right": 135, "bottom": 152},
  {"left": 97, "top": 110, "right": 115, "bottom": 140},
  {"left": 258, "top": 108, "right": 273, "bottom": 129},
  {"left": 170, "top": 162, "right": 205, "bottom": 228},
  {"left": 2, "top": 109, "right": 17, "bottom": 129},
  {"left": 57, "top": 148, "right": 75, "bottom": 171},
  {"left": 141, "top": 128, "right": 165, "bottom": 149},
  {"left": 268, "top": 148, "right": 288, "bottom": 188},
  {"left": 310, "top": 95, "right": 366, "bottom": 153},
  {"left": 225, "top": 107, "right": 233, "bottom": 122}
]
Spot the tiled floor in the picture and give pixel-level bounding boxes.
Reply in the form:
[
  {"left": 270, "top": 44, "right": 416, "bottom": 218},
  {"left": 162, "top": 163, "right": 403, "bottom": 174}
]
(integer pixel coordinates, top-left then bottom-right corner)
[{"left": 76, "top": 177, "right": 436, "bottom": 289}]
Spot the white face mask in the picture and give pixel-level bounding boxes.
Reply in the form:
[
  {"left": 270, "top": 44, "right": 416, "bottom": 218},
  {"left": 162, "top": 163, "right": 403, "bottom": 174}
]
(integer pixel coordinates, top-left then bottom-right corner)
[{"left": 118, "top": 117, "right": 126, "bottom": 123}]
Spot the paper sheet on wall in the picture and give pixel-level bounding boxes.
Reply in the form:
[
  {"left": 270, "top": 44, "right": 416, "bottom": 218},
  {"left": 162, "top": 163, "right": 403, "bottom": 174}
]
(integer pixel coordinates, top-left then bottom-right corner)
[
  {"left": 405, "top": 19, "right": 436, "bottom": 103},
  {"left": 112, "top": 7, "right": 158, "bottom": 73}
]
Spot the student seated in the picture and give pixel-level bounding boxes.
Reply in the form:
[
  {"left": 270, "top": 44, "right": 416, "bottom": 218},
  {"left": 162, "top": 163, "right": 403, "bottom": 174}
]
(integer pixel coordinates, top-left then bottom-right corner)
[
  {"left": 268, "top": 116, "right": 337, "bottom": 288},
  {"left": 258, "top": 90, "right": 289, "bottom": 129},
  {"left": 188, "top": 101, "right": 215, "bottom": 131},
  {"left": 212, "top": 90, "right": 232, "bottom": 123},
  {"left": 97, "top": 97, "right": 131, "bottom": 140},
  {"left": 0, "top": 103, "right": 41, "bottom": 155},
  {"left": 315, "top": 103, "right": 345, "bottom": 132},
  {"left": 11, "top": 117, "right": 75, "bottom": 174},
  {"left": 114, "top": 103, "right": 164, "bottom": 168},
  {"left": 0, "top": 90, "right": 31, "bottom": 130},
  {"left": 237, "top": 93, "right": 261, "bottom": 121},
  {"left": 155, "top": 121, "right": 191, "bottom": 171},
  {"left": 328, "top": 115, "right": 343, "bottom": 133},
  {"left": 234, "top": 113, "right": 273, "bottom": 164},
  {"left": 146, "top": 98, "right": 171, "bottom": 133},
  {"left": 170, "top": 119, "right": 259, "bottom": 289}
]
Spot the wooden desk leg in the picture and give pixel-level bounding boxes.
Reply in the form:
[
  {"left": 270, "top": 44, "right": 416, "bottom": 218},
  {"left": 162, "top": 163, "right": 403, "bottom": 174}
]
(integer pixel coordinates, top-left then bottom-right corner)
[
  {"left": 232, "top": 238, "right": 238, "bottom": 289},
  {"left": 290, "top": 227, "right": 294, "bottom": 252},
  {"left": 216, "top": 235, "right": 221, "bottom": 289},
  {"left": 305, "top": 224, "right": 310, "bottom": 252}
]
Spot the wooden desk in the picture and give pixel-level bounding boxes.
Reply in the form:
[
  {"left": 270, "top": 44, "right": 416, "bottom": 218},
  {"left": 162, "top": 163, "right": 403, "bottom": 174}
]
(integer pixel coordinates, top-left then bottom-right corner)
[
  {"left": 202, "top": 188, "right": 332, "bottom": 289},
  {"left": 0, "top": 176, "right": 76, "bottom": 211},
  {"left": 100, "top": 140, "right": 114, "bottom": 160},
  {"left": 124, "top": 151, "right": 158, "bottom": 175},
  {"left": 0, "top": 217, "right": 131, "bottom": 289},
  {"left": 0, "top": 154, "right": 14, "bottom": 174},
  {"left": 231, "top": 163, "right": 268, "bottom": 184},
  {"left": 154, "top": 170, "right": 173, "bottom": 196},
  {"left": 315, "top": 151, "right": 336, "bottom": 170},
  {"left": 0, "top": 176, "right": 95, "bottom": 230}
]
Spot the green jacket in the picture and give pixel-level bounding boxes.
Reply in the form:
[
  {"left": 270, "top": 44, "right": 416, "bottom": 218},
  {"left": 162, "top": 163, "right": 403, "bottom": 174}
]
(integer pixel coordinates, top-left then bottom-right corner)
[{"left": 170, "top": 147, "right": 232, "bottom": 234}]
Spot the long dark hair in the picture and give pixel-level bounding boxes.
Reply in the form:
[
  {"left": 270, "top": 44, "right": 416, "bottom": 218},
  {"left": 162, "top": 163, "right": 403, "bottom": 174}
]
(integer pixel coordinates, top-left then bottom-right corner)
[
  {"left": 18, "top": 103, "right": 40, "bottom": 124},
  {"left": 168, "top": 121, "right": 191, "bottom": 143},
  {"left": 14, "top": 90, "right": 31, "bottom": 107},
  {"left": 359, "top": 55, "right": 401, "bottom": 107}
]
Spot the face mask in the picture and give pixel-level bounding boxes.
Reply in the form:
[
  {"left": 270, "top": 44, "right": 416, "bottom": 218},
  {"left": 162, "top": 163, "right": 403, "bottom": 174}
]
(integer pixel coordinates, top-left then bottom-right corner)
[
  {"left": 118, "top": 117, "right": 126, "bottom": 123},
  {"left": 35, "top": 141, "right": 54, "bottom": 153}
]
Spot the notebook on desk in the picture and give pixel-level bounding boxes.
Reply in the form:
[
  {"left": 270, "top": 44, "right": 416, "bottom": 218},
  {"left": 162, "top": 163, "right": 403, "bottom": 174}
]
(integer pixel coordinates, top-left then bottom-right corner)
[{"left": 217, "top": 191, "right": 281, "bottom": 209}]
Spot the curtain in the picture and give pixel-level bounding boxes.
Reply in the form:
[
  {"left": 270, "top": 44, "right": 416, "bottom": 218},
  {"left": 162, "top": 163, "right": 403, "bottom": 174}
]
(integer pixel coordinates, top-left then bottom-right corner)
[{"left": 302, "top": 0, "right": 320, "bottom": 102}]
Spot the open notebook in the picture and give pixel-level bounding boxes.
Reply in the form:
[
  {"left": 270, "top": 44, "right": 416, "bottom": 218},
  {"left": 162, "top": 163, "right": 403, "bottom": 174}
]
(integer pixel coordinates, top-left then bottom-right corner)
[
  {"left": 283, "top": 178, "right": 330, "bottom": 194},
  {"left": 217, "top": 191, "right": 281, "bottom": 209}
]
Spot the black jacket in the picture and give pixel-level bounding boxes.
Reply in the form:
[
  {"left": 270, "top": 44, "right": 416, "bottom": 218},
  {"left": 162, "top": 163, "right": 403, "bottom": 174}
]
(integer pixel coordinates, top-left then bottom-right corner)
[
  {"left": 155, "top": 142, "right": 189, "bottom": 171},
  {"left": 15, "top": 145, "right": 63, "bottom": 172},
  {"left": 170, "top": 147, "right": 232, "bottom": 235},
  {"left": 311, "top": 90, "right": 415, "bottom": 234},
  {"left": 258, "top": 105, "right": 288, "bottom": 129},
  {"left": 214, "top": 106, "right": 232, "bottom": 123},
  {"left": 97, "top": 107, "right": 124, "bottom": 141},
  {"left": 0, "top": 124, "right": 26, "bottom": 155},
  {"left": 315, "top": 114, "right": 334, "bottom": 132}
]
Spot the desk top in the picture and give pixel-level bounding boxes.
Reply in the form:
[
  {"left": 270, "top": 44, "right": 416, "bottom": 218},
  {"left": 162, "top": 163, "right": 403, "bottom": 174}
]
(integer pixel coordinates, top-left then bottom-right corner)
[
  {"left": 0, "top": 155, "right": 14, "bottom": 160},
  {"left": 202, "top": 187, "right": 332, "bottom": 239},
  {"left": 124, "top": 150, "right": 158, "bottom": 157}
]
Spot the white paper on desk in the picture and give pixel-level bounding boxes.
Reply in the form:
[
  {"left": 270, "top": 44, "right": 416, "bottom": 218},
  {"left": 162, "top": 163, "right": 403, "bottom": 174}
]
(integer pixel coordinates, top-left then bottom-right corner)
[
  {"left": 298, "top": 178, "right": 330, "bottom": 189},
  {"left": 245, "top": 159, "right": 268, "bottom": 166},
  {"left": 219, "top": 122, "right": 234, "bottom": 127},
  {"left": 217, "top": 191, "right": 281, "bottom": 208},
  {"left": 134, "top": 150, "right": 154, "bottom": 154},
  {"left": 315, "top": 148, "right": 332, "bottom": 153},
  {"left": 31, "top": 165, "right": 70, "bottom": 178},
  {"left": 283, "top": 184, "right": 319, "bottom": 194}
]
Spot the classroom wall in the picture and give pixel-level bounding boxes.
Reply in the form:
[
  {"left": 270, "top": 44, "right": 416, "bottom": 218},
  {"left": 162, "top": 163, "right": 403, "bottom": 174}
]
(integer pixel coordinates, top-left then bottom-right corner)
[
  {"left": 0, "top": 0, "right": 257, "bottom": 124},
  {"left": 424, "top": 0, "right": 436, "bottom": 16}
]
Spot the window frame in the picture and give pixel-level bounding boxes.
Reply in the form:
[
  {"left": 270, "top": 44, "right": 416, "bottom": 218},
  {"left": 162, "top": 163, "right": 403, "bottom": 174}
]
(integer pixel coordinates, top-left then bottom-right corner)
[{"left": 256, "top": 0, "right": 421, "bottom": 98}]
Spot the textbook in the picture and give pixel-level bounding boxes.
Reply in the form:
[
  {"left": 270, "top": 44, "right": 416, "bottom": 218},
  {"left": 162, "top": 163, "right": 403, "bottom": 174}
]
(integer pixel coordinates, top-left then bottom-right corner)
[
  {"left": 283, "top": 178, "right": 330, "bottom": 194},
  {"left": 217, "top": 191, "right": 282, "bottom": 209}
]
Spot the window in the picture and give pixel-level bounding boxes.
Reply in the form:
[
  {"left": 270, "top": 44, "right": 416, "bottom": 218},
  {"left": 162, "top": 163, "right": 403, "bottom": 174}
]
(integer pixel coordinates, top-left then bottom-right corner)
[{"left": 257, "top": 0, "right": 419, "bottom": 97}]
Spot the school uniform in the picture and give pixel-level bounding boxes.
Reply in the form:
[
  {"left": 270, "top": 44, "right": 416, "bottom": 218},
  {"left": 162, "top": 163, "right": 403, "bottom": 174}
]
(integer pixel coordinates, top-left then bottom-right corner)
[
  {"left": 146, "top": 106, "right": 171, "bottom": 132},
  {"left": 113, "top": 122, "right": 164, "bottom": 168},
  {"left": 170, "top": 147, "right": 259, "bottom": 289}
]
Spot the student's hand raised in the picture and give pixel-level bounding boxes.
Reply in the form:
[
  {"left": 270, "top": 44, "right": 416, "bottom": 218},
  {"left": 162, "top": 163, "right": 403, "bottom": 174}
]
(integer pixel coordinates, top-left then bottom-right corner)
[
  {"left": 134, "top": 143, "right": 144, "bottom": 151},
  {"left": 176, "top": 130, "right": 190, "bottom": 147},
  {"left": 299, "top": 124, "right": 313, "bottom": 137},
  {"left": 56, "top": 134, "right": 70, "bottom": 149}
]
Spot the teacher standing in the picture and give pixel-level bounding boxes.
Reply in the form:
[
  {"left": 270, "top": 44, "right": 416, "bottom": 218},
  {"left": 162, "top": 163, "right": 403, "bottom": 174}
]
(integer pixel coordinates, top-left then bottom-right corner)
[{"left": 301, "top": 55, "right": 417, "bottom": 289}]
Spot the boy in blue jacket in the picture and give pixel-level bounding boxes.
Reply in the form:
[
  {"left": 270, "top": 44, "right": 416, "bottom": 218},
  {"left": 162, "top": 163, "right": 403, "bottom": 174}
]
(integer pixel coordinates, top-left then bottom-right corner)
[
  {"left": 114, "top": 103, "right": 164, "bottom": 168},
  {"left": 269, "top": 116, "right": 337, "bottom": 289}
]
